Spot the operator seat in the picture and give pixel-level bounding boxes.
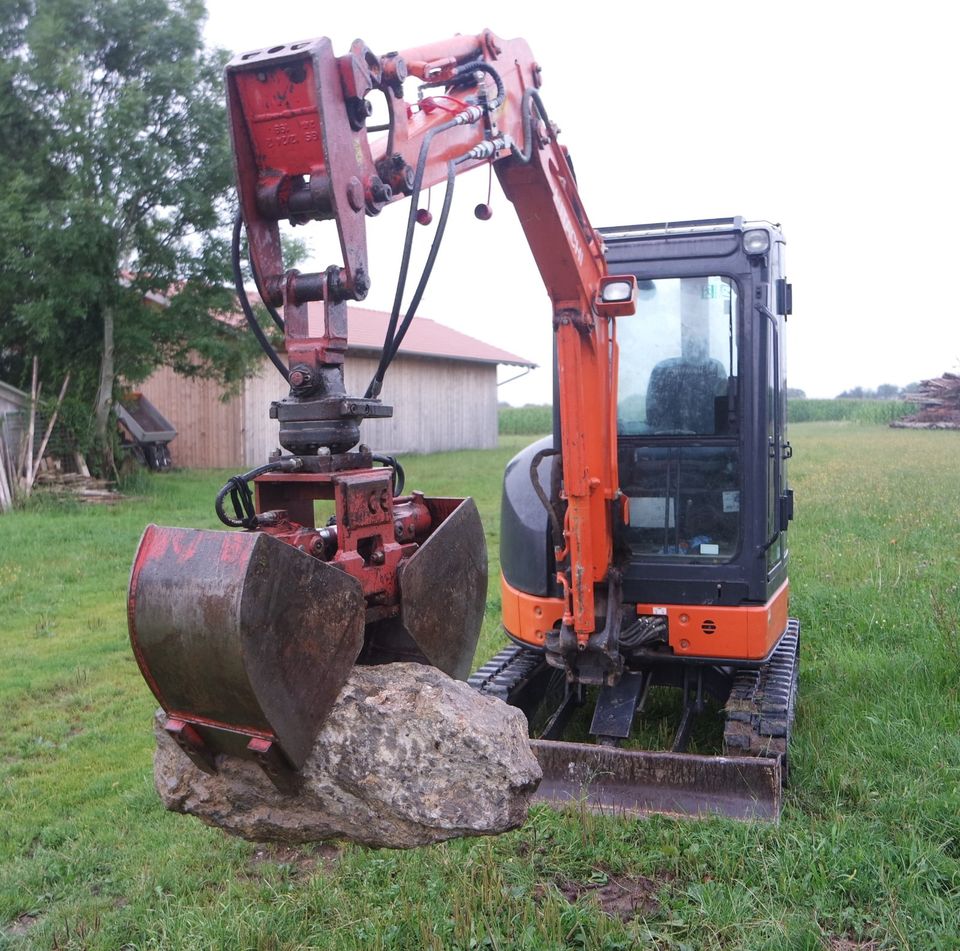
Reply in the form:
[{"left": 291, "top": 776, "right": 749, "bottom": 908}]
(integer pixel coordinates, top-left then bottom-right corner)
[{"left": 645, "top": 356, "right": 729, "bottom": 434}]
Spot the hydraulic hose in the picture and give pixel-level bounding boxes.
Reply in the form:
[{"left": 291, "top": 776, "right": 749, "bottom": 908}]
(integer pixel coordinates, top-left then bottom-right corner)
[
  {"left": 420, "top": 60, "right": 506, "bottom": 112},
  {"left": 372, "top": 453, "right": 405, "bottom": 497},
  {"left": 384, "top": 159, "right": 456, "bottom": 365},
  {"left": 231, "top": 211, "right": 289, "bottom": 383},
  {"left": 364, "top": 114, "right": 461, "bottom": 399},
  {"left": 214, "top": 457, "right": 302, "bottom": 529},
  {"left": 514, "top": 88, "right": 550, "bottom": 164},
  {"left": 529, "top": 447, "right": 564, "bottom": 548},
  {"left": 250, "top": 255, "right": 285, "bottom": 332},
  {"left": 455, "top": 61, "right": 506, "bottom": 110}
]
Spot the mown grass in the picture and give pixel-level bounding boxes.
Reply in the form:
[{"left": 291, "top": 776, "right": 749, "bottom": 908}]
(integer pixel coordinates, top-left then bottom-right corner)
[{"left": 1, "top": 425, "right": 959, "bottom": 949}]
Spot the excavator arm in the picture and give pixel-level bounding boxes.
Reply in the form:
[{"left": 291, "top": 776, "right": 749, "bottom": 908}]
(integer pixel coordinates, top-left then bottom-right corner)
[
  {"left": 128, "top": 29, "right": 636, "bottom": 790},
  {"left": 226, "top": 28, "right": 634, "bottom": 643}
]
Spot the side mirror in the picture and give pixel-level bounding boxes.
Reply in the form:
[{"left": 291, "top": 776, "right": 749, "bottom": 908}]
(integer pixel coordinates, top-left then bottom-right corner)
[{"left": 596, "top": 274, "right": 637, "bottom": 318}]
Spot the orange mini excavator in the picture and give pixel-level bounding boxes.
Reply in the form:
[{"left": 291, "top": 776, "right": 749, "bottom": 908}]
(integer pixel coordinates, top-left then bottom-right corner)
[{"left": 128, "top": 29, "right": 798, "bottom": 818}]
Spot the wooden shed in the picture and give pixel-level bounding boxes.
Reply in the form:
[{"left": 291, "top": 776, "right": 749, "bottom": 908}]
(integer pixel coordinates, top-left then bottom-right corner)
[
  {"left": 0, "top": 380, "right": 28, "bottom": 464},
  {"left": 138, "top": 305, "right": 534, "bottom": 469}
]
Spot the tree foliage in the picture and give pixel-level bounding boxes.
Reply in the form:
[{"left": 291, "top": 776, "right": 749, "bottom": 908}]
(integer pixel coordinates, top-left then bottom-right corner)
[
  {"left": 0, "top": 0, "right": 260, "bottom": 466},
  {"left": 836, "top": 384, "right": 909, "bottom": 400}
]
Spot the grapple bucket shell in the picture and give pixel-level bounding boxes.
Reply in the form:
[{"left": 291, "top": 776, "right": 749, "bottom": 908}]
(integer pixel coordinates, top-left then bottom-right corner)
[
  {"left": 128, "top": 524, "right": 365, "bottom": 768},
  {"left": 398, "top": 497, "right": 488, "bottom": 680}
]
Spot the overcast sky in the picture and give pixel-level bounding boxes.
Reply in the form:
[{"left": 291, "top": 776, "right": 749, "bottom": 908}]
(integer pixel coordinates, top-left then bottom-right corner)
[{"left": 204, "top": 1, "right": 958, "bottom": 404}]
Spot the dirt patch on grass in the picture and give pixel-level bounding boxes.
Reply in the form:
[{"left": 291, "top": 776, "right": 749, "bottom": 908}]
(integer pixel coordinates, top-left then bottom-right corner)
[
  {"left": 4, "top": 912, "right": 41, "bottom": 937},
  {"left": 826, "top": 937, "right": 880, "bottom": 951},
  {"left": 536, "top": 869, "right": 664, "bottom": 921},
  {"left": 247, "top": 842, "right": 340, "bottom": 879}
]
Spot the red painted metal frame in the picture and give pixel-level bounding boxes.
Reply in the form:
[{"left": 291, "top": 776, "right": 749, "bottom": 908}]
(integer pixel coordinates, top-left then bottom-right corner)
[{"left": 254, "top": 468, "right": 435, "bottom": 620}]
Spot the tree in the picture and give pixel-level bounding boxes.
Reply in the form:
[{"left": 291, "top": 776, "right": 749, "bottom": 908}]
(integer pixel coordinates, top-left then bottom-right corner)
[
  {"left": 0, "top": 0, "right": 261, "bottom": 472},
  {"left": 836, "top": 386, "right": 867, "bottom": 399}
]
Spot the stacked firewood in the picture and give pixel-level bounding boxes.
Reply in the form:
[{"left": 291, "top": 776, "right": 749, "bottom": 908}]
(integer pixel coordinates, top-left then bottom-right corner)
[
  {"left": 914, "top": 373, "right": 960, "bottom": 408},
  {"left": 891, "top": 372, "right": 960, "bottom": 429},
  {"left": 33, "top": 468, "right": 123, "bottom": 504}
]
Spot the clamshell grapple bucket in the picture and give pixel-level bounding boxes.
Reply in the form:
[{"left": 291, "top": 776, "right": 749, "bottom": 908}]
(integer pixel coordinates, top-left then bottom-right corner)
[{"left": 129, "top": 491, "right": 487, "bottom": 789}]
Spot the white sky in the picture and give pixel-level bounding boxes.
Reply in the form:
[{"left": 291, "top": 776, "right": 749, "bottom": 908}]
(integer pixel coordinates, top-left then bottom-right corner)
[{"left": 204, "top": 1, "right": 958, "bottom": 404}]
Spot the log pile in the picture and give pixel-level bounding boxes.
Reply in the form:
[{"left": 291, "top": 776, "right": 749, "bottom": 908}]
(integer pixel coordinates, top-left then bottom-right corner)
[
  {"left": 891, "top": 373, "right": 960, "bottom": 429},
  {"left": 32, "top": 469, "right": 124, "bottom": 503}
]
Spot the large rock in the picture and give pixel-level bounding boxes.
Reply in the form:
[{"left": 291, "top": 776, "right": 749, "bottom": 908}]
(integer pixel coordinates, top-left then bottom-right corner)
[{"left": 154, "top": 663, "right": 541, "bottom": 849}]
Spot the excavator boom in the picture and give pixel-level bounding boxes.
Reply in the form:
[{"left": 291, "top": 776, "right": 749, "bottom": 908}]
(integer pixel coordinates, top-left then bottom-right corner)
[{"left": 225, "top": 30, "right": 632, "bottom": 640}]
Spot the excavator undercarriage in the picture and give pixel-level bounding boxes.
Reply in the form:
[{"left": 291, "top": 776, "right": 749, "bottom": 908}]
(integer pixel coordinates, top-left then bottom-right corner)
[{"left": 470, "top": 617, "right": 799, "bottom": 820}]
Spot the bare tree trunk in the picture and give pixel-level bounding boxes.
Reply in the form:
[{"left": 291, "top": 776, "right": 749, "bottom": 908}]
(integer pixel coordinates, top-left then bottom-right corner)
[{"left": 94, "top": 306, "right": 115, "bottom": 476}]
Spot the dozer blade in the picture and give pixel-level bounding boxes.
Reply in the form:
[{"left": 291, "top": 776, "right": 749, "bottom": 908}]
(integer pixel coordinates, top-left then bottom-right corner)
[
  {"left": 128, "top": 525, "right": 365, "bottom": 773},
  {"left": 530, "top": 740, "right": 782, "bottom": 821},
  {"left": 396, "top": 497, "right": 488, "bottom": 681}
]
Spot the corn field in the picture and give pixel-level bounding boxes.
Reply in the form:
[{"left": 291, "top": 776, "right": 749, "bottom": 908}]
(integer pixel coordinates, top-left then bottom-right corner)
[
  {"left": 787, "top": 399, "right": 917, "bottom": 424},
  {"left": 499, "top": 400, "right": 918, "bottom": 433},
  {"left": 498, "top": 405, "right": 552, "bottom": 435}
]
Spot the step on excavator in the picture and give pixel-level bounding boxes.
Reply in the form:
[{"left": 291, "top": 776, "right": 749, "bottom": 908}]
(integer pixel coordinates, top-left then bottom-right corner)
[{"left": 128, "top": 29, "right": 798, "bottom": 820}]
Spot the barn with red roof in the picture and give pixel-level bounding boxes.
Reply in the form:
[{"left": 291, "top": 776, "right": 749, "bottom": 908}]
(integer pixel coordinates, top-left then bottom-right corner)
[{"left": 138, "top": 305, "right": 534, "bottom": 468}]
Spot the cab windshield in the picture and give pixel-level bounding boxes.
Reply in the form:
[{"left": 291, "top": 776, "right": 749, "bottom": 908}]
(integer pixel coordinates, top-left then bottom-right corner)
[
  {"left": 616, "top": 275, "right": 740, "bottom": 561},
  {"left": 617, "top": 276, "right": 738, "bottom": 437}
]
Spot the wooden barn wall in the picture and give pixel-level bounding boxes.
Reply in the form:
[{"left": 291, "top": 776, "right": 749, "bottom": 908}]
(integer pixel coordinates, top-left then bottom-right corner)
[
  {"left": 141, "top": 355, "right": 498, "bottom": 468},
  {"left": 137, "top": 368, "right": 242, "bottom": 469},
  {"left": 345, "top": 355, "right": 498, "bottom": 457},
  {"left": 241, "top": 354, "right": 498, "bottom": 466}
]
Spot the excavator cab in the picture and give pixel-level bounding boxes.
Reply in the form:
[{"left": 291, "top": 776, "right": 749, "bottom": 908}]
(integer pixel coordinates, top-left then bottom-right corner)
[
  {"left": 486, "top": 218, "right": 798, "bottom": 818},
  {"left": 608, "top": 217, "right": 793, "bottom": 624}
]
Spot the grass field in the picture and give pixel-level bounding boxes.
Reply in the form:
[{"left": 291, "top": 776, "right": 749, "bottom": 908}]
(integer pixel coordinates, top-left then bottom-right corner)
[{"left": 1, "top": 424, "right": 959, "bottom": 950}]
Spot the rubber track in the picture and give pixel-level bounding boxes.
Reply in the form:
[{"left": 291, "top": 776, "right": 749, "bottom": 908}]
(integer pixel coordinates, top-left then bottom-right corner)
[
  {"left": 723, "top": 618, "right": 800, "bottom": 758},
  {"left": 475, "top": 623, "right": 801, "bottom": 763},
  {"left": 468, "top": 645, "right": 546, "bottom": 701}
]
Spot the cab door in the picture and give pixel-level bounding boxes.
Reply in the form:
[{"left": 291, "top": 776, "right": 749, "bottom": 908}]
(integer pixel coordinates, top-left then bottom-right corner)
[{"left": 764, "top": 293, "right": 792, "bottom": 580}]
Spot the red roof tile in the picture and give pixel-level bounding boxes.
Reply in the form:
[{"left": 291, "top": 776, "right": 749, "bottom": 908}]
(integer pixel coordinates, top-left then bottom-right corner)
[{"left": 307, "top": 303, "right": 535, "bottom": 368}]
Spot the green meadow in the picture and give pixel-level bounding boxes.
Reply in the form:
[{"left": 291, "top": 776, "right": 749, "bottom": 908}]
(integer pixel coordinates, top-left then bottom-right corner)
[{"left": 1, "top": 424, "right": 958, "bottom": 950}]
